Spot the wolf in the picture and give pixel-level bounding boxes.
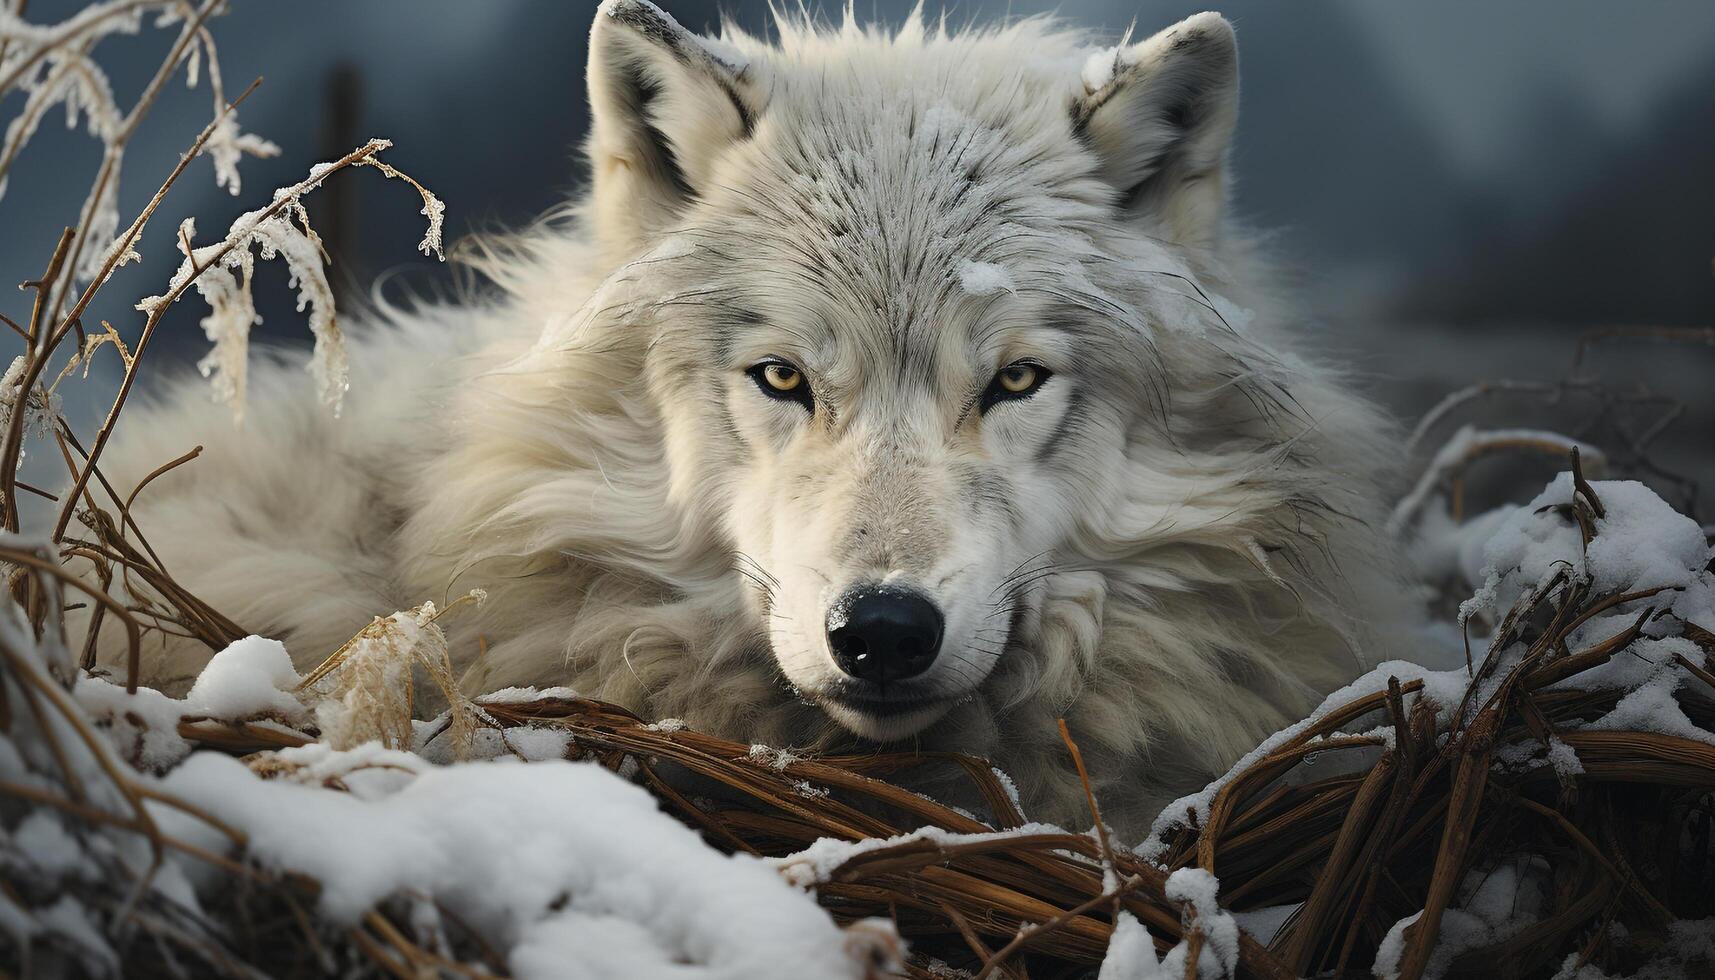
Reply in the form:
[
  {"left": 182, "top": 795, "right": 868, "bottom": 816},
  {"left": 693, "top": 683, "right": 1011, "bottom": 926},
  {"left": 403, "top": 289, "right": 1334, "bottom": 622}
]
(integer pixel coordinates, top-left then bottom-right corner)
[{"left": 95, "top": 1, "right": 1410, "bottom": 835}]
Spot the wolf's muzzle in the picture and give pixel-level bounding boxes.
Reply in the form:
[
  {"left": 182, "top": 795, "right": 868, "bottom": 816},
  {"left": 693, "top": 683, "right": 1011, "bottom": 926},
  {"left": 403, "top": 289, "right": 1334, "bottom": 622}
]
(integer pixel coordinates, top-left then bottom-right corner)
[{"left": 825, "top": 585, "right": 943, "bottom": 683}]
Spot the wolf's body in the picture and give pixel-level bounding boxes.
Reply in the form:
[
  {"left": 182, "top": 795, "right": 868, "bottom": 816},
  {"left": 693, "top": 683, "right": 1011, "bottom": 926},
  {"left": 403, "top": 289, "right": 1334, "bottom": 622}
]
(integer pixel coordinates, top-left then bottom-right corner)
[{"left": 95, "top": 2, "right": 1411, "bottom": 835}]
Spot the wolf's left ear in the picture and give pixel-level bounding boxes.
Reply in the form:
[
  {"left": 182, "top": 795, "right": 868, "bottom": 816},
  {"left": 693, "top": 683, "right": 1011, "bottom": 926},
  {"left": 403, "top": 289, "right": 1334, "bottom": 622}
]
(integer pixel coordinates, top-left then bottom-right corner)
[
  {"left": 1073, "top": 12, "right": 1238, "bottom": 246},
  {"left": 587, "top": 0, "right": 760, "bottom": 260}
]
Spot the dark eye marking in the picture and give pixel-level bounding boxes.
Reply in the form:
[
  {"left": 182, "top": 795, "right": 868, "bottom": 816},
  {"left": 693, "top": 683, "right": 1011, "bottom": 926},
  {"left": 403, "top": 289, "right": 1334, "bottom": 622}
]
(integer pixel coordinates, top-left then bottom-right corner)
[
  {"left": 746, "top": 360, "right": 815, "bottom": 412},
  {"left": 979, "top": 361, "right": 1053, "bottom": 414}
]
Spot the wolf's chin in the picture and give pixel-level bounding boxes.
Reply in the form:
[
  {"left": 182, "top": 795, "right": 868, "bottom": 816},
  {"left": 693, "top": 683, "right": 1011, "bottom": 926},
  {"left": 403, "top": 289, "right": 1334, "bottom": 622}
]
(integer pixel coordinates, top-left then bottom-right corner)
[{"left": 819, "top": 698, "right": 953, "bottom": 741}]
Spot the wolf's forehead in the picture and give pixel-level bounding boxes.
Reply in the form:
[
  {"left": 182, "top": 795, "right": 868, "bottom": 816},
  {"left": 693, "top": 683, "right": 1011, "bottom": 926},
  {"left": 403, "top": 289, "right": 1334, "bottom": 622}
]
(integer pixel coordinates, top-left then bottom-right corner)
[
  {"left": 749, "top": 82, "right": 1087, "bottom": 243},
  {"left": 702, "top": 77, "right": 1105, "bottom": 348}
]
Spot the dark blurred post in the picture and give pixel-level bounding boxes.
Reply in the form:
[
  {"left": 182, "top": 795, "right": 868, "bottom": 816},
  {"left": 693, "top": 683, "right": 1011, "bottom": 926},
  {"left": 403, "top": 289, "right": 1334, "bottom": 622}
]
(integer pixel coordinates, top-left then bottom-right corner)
[{"left": 319, "top": 63, "right": 363, "bottom": 298}]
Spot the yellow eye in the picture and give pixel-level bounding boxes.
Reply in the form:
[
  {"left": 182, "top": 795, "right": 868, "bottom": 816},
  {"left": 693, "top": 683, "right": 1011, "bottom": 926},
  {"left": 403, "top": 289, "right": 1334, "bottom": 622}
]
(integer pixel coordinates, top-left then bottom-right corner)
[
  {"left": 762, "top": 363, "right": 801, "bottom": 392},
  {"left": 980, "top": 361, "right": 1053, "bottom": 414},
  {"left": 997, "top": 364, "right": 1039, "bottom": 393}
]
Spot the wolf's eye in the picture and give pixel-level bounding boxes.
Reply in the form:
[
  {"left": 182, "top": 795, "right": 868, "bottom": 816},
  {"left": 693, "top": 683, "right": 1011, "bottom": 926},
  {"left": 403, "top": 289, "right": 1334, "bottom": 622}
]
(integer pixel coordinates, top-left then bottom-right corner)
[
  {"left": 980, "top": 361, "right": 1052, "bottom": 413},
  {"left": 747, "top": 360, "right": 814, "bottom": 411},
  {"left": 762, "top": 364, "right": 801, "bottom": 392}
]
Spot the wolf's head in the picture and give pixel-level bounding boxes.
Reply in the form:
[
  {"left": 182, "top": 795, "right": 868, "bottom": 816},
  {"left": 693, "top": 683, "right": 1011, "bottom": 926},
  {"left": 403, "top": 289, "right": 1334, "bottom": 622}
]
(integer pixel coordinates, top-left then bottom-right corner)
[{"left": 573, "top": 1, "right": 1255, "bottom": 740}]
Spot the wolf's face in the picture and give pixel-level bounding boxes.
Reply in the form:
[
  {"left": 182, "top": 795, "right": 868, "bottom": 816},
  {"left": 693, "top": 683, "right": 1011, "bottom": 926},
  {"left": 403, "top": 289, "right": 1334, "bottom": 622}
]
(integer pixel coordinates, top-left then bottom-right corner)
[
  {"left": 583, "top": 1, "right": 1240, "bottom": 739},
  {"left": 704, "top": 259, "right": 1108, "bottom": 740}
]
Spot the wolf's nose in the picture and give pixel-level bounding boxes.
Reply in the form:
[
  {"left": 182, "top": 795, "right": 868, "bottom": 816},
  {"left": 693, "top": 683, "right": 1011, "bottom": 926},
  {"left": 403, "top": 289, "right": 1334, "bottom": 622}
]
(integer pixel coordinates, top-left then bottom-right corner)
[{"left": 826, "top": 586, "right": 944, "bottom": 683}]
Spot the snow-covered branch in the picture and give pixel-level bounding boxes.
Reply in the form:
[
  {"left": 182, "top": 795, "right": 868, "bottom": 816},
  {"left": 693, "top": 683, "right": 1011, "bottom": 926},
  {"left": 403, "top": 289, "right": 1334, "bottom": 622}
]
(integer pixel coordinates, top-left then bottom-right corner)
[{"left": 136, "top": 138, "right": 444, "bottom": 419}]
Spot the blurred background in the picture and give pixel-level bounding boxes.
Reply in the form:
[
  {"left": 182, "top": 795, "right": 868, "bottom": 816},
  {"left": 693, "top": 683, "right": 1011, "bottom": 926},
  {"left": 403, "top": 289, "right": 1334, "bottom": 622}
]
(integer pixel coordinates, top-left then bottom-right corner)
[{"left": 4, "top": 0, "right": 1713, "bottom": 513}]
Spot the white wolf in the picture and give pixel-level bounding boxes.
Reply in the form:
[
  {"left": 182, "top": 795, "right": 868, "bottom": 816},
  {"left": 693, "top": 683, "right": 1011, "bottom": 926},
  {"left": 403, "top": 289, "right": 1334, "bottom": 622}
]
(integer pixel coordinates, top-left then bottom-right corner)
[{"left": 97, "top": 1, "right": 1409, "bottom": 834}]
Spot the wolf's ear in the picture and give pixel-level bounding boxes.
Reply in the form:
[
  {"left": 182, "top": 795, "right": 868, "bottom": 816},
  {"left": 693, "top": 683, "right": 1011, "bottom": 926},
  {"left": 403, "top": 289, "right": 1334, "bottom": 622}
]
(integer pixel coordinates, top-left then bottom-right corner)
[
  {"left": 587, "top": 0, "right": 758, "bottom": 259},
  {"left": 1072, "top": 12, "right": 1238, "bottom": 246}
]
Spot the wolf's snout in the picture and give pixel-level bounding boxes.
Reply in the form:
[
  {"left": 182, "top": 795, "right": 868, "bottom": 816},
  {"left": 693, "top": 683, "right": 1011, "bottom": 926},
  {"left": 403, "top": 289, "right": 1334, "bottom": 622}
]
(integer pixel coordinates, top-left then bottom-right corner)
[{"left": 826, "top": 585, "right": 944, "bottom": 683}]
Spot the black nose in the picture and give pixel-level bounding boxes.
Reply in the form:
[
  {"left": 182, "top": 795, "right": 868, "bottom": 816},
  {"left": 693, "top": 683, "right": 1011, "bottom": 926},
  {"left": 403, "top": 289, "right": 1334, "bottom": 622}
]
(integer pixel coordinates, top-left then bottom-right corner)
[{"left": 826, "top": 585, "right": 944, "bottom": 683}]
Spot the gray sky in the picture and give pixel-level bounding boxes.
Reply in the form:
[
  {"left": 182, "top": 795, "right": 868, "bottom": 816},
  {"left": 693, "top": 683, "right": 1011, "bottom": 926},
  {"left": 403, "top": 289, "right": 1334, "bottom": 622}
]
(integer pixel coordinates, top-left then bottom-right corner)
[{"left": 1337, "top": 0, "right": 1715, "bottom": 178}]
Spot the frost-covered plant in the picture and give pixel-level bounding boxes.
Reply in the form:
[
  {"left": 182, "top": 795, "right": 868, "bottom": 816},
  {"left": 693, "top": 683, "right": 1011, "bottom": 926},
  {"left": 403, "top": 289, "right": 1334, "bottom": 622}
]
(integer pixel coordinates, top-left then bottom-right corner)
[
  {"left": 0, "top": 0, "right": 441, "bottom": 667},
  {"left": 137, "top": 138, "right": 445, "bottom": 418},
  {"left": 295, "top": 591, "right": 487, "bottom": 755},
  {"left": 0, "top": 0, "right": 278, "bottom": 298}
]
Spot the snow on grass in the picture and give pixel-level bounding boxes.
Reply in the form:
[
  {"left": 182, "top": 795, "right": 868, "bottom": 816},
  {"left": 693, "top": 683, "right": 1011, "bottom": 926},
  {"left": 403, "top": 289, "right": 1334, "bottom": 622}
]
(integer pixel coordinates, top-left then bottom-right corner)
[
  {"left": 72, "top": 673, "right": 194, "bottom": 771},
  {"left": 183, "top": 634, "right": 306, "bottom": 723},
  {"left": 1096, "top": 910, "right": 1160, "bottom": 979},
  {"left": 1374, "top": 861, "right": 1550, "bottom": 980},
  {"left": 0, "top": 0, "right": 279, "bottom": 287},
  {"left": 1461, "top": 474, "right": 1714, "bottom": 630},
  {"left": 160, "top": 751, "right": 894, "bottom": 979},
  {"left": 773, "top": 822, "right": 1065, "bottom": 889},
  {"left": 1137, "top": 658, "right": 1470, "bottom": 861},
  {"left": 1094, "top": 869, "right": 1241, "bottom": 979},
  {"left": 0, "top": 354, "right": 64, "bottom": 461},
  {"left": 137, "top": 139, "right": 444, "bottom": 422},
  {"left": 1165, "top": 868, "right": 1239, "bottom": 975}
]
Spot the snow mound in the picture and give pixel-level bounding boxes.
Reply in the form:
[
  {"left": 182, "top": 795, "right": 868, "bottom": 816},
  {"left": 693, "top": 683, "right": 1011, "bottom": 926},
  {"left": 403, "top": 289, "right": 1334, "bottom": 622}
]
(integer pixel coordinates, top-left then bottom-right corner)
[
  {"left": 162, "top": 750, "right": 887, "bottom": 979},
  {"left": 185, "top": 634, "right": 305, "bottom": 722}
]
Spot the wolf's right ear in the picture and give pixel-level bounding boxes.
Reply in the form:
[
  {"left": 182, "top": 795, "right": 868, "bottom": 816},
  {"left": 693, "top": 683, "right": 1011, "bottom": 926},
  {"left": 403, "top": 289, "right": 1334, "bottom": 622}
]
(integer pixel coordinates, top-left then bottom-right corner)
[
  {"left": 1072, "top": 13, "right": 1238, "bottom": 247},
  {"left": 586, "top": 0, "right": 760, "bottom": 260}
]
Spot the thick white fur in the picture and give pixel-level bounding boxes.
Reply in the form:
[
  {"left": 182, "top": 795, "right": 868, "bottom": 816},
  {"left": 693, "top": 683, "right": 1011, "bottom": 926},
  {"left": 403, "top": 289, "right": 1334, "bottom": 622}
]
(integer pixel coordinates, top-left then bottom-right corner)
[{"left": 92, "top": 3, "right": 1414, "bottom": 836}]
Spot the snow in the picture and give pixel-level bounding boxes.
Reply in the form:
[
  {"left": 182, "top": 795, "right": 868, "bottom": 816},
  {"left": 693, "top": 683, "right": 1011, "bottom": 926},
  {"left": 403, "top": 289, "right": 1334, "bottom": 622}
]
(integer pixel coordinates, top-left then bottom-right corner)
[
  {"left": 1081, "top": 46, "right": 1125, "bottom": 92},
  {"left": 1, "top": 600, "right": 895, "bottom": 977},
  {"left": 1544, "top": 735, "right": 1584, "bottom": 777},
  {"left": 1373, "top": 861, "right": 1549, "bottom": 980},
  {"left": 1096, "top": 910, "right": 1160, "bottom": 979},
  {"left": 1095, "top": 870, "right": 1240, "bottom": 979},
  {"left": 1166, "top": 868, "right": 1239, "bottom": 976},
  {"left": 1233, "top": 903, "right": 1298, "bottom": 945},
  {"left": 991, "top": 766, "right": 1023, "bottom": 815},
  {"left": 1138, "top": 658, "right": 1470, "bottom": 860},
  {"left": 1464, "top": 474, "right": 1713, "bottom": 626},
  {"left": 204, "top": 112, "right": 281, "bottom": 195},
  {"left": 503, "top": 726, "right": 573, "bottom": 761},
  {"left": 748, "top": 743, "right": 800, "bottom": 771},
  {"left": 183, "top": 634, "right": 306, "bottom": 723},
  {"left": 160, "top": 752, "right": 892, "bottom": 979},
  {"left": 33, "top": 897, "right": 117, "bottom": 975},
  {"left": 773, "top": 822, "right": 1063, "bottom": 889},
  {"left": 262, "top": 741, "right": 431, "bottom": 799},
  {"left": 0, "top": 0, "right": 276, "bottom": 288},
  {"left": 13, "top": 811, "right": 93, "bottom": 882},
  {"left": 1448, "top": 474, "right": 1715, "bottom": 741},
  {"left": 354, "top": 144, "right": 447, "bottom": 260},
  {"left": 1408, "top": 502, "right": 1517, "bottom": 597},
  {"left": 956, "top": 258, "right": 1015, "bottom": 296},
  {"left": 72, "top": 673, "right": 193, "bottom": 770},
  {"left": 1585, "top": 636, "right": 1715, "bottom": 744},
  {"left": 0, "top": 354, "right": 63, "bottom": 462},
  {"left": 476, "top": 685, "right": 582, "bottom": 704}
]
